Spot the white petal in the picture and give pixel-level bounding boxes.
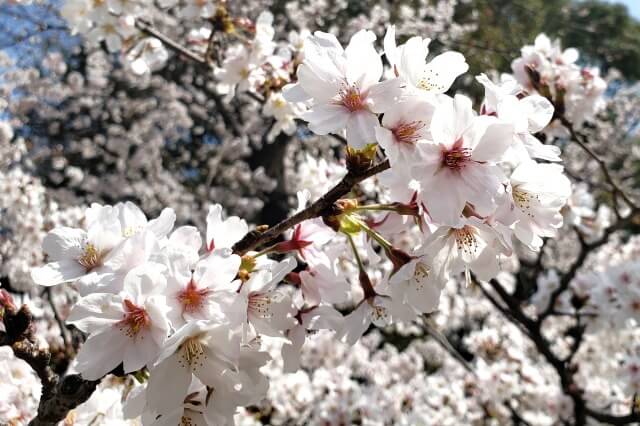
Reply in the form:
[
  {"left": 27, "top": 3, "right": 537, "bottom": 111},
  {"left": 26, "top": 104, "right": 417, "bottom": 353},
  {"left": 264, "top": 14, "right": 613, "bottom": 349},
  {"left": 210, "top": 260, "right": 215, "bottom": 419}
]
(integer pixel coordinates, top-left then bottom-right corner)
[
  {"left": 345, "top": 110, "right": 378, "bottom": 148},
  {"left": 472, "top": 122, "right": 514, "bottom": 162},
  {"left": 147, "top": 208, "right": 176, "bottom": 238},
  {"left": 419, "top": 51, "right": 468, "bottom": 93},
  {"left": 31, "top": 260, "right": 86, "bottom": 287},
  {"left": 521, "top": 95, "right": 554, "bottom": 133},
  {"left": 146, "top": 354, "right": 192, "bottom": 415},
  {"left": 42, "top": 227, "right": 86, "bottom": 261},
  {"left": 304, "top": 103, "right": 350, "bottom": 135},
  {"left": 74, "top": 330, "right": 128, "bottom": 380}
]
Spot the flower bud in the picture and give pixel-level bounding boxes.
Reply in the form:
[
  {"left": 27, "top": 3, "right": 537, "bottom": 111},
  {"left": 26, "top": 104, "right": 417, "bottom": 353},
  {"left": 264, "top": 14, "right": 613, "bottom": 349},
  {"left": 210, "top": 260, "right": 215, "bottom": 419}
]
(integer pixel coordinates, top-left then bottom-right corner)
[{"left": 346, "top": 143, "right": 377, "bottom": 175}]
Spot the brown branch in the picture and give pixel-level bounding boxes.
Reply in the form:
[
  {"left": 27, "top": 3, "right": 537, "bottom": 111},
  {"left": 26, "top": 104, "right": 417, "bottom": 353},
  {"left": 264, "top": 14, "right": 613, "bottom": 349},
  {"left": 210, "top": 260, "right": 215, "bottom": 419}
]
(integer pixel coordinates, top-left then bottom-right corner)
[
  {"left": 232, "top": 159, "right": 391, "bottom": 255},
  {"left": 480, "top": 278, "right": 640, "bottom": 425},
  {"left": 1, "top": 299, "right": 99, "bottom": 425},
  {"left": 135, "top": 18, "right": 208, "bottom": 66}
]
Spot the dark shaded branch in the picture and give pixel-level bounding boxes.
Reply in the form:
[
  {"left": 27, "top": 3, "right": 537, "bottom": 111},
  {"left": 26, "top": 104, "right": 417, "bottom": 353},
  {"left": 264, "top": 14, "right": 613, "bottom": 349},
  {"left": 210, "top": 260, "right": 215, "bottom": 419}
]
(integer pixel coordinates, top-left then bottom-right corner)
[
  {"left": 232, "top": 160, "right": 391, "bottom": 255},
  {"left": 479, "top": 278, "right": 640, "bottom": 425},
  {"left": 1, "top": 299, "right": 99, "bottom": 425}
]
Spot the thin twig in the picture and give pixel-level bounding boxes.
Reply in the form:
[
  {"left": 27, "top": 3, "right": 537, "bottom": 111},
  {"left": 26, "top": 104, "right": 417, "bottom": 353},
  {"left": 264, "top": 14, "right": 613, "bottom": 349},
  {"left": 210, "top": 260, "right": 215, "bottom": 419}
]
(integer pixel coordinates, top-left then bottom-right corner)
[{"left": 560, "top": 116, "right": 638, "bottom": 211}]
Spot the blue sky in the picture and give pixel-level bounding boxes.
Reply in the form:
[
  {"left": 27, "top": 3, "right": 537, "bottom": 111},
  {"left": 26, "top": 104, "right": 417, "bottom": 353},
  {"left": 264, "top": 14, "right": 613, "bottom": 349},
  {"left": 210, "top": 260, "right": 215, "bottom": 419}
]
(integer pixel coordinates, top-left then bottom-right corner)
[{"left": 610, "top": 0, "right": 640, "bottom": 18}]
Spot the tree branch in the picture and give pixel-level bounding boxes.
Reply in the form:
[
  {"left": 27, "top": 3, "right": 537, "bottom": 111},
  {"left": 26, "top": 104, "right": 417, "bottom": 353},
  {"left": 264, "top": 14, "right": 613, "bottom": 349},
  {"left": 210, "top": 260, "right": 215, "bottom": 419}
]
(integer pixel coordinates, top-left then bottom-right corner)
[
  {"left": 135, "top": 18, "right": 208, "bottom": 67},
  {"left": 232, "top": 159, "right": 391, "bottom": 255},
  {"left": 560, "top": 116, "right": 638, "bottom": 211},
  {"left": 1, "top": 298, "right": 99, "bottom": 425}
]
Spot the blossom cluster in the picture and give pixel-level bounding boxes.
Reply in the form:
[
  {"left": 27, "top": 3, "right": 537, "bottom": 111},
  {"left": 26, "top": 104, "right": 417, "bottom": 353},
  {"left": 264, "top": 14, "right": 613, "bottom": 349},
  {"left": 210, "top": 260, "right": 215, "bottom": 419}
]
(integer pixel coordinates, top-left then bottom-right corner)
[
  {"left": 3, "top": 0, "right": 635, "bottom": 424},
  {"left": 22, "top": 19, "right": 587, "bottom": 424},
  {"left": 511, "top": 33, "right": 607, "bottom": 133}
]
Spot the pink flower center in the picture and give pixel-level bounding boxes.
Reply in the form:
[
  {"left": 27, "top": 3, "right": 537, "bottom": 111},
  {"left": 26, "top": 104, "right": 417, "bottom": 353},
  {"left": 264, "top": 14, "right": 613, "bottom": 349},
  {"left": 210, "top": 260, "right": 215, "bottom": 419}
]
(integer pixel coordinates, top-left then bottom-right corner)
[
  {"left": 337, "top": 83, "right": 365, "bottom": 112},
  {"left": 393, "top": 121, "right": 425, "bottom": 145},
  {"left": 118, "top": 299, "right": 150, "bottom": 338},
  {"left": 441, "top": 141, "right": 472, "bottom": 171},
  {"left": 177, "top": 279, "right": 211, "bottom": 314}
]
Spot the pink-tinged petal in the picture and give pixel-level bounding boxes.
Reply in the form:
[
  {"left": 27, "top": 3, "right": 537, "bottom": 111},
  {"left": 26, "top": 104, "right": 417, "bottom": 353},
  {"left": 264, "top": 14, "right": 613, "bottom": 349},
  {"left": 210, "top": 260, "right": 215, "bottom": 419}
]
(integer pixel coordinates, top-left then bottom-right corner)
[
  {"left": 345, "top": 110, "right": 378, "bottom": 148},
  {"left": 297, "top": 62, "right": 341, "bottom": 103},
  {"left": 470, "top": 247, "right": 500, "bottom": 281},
  {"left": 345, "top": 30, "right": 382, "bottom": 90},
  {"left": 195, "top": 252, "right": 241, "bottom": 290},
  {"left": 451, "top": 94, "right": 475, "bottom": 140},
  {"left": 118, "top": 201, "right": 148, "bottom": 232},
  {"left": 31, "top": 259, "right": 86, "bottom": 287},
  {"left": 421, "top": 170, "right": 466, "bottom": 225},
  {"left": 282, "top": 82, "right": 311, "bottom": 103},
  {"left": 496, "top": 96, "right": 528, "bottom": 132},
  {"left": 304, "top": 103, "right": 350, "bottom": 135},
  {"left": 299, "top": 270, "right": 322, "bottom": 306},
  {"left": 308, "top": 31, "right": 344, "bottom": 54},
  {"left": 375, "top": 126, "right": 395, "bottom": 153},
  {"left": 458, "top": 163, "right": 505, "bottom": 217},
  {"left": 42, "top": 227, "right": 86, "bottom": 260},
  {"left": 304, "top": 305, "right": 344, "bottom": 330},
  {"left": 367, "top": 78, "right": 403, "bottom": 114},
  {"left": 168, "top": 226, "right": 202, "bottom": 254},
  {"left": 383, "top": 25, "right": 399, "bottom": 68},
  {"left": 429, "top": 95, "right": 456, "bottom": 146},
  {"left": 122, "top": 262, "right": 167, "bottom": 300},
  {"left": 192, "top": 350, "right": 232, "bottom": 389},
  {"left": 205, "top": 204, "right": 249, "bottom": 250},
  {"left": 146, "top": 353, "right": 192, "bottom": 415},
  {"left": 521, "top": 95, "right": 554, "bottom": 133},
  {"left": 296, "top": 218, "right": 334, "bottom": 245},
  {"left": 472, "top": 122, "right": 514, "bottom": 162}
]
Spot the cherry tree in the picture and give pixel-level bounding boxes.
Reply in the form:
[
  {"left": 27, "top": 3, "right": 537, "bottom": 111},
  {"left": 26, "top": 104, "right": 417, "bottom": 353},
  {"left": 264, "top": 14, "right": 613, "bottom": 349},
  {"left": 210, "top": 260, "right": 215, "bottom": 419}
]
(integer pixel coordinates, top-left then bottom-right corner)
[{"left": 1, "top": 1, "right": 640, "bottom": 425}]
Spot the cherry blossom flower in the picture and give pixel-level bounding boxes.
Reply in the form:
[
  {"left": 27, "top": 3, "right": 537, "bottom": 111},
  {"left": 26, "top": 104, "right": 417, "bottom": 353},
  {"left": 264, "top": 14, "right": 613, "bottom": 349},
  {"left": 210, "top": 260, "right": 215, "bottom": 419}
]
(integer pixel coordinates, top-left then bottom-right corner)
[
  {"left": 67, "top": 264, "right": 171, "bottom": 380},
  {"left": 284, "top": 30, "right": 401, "bottom": 147},
  {"left": 383, "top": 25, "right": 468, "bottom": 95},
  {"left": 31, "top": 205, "right": 122, "bottom": 287},
  {"left": 423, "top": 217, "right": 511, "bottom": 282},
  {"left": 145, "top": 321, "right": 239, "bottom": 417},
  {"left": 501, "top": 161, "right": 571, "bottom": 250},
  {"left": 165, "top": 250, "right": 241, "bottom": 326},
  {"left": 413, "top": 94, "right": 514, "bottom": 224},
  {"left": 230, "top": 258, "right": 297, "bottom": 340}
]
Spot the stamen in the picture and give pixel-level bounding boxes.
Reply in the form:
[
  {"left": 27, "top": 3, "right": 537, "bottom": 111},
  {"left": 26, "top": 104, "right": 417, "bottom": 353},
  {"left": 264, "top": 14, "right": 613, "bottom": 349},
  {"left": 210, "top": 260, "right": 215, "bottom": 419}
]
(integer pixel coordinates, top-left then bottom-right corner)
[
  {"left": 393, "top": 121, "right": 425, "bottom": 145},
  {"left": 248, "top": 293, "right": 273, "bottom": 318},
  {"left": 442, "top": 144, "right": 472, "bottom": 171},
  {"left": 177, "top": 278, "right": 212, "bottom": 314},
  {"left": 370, "top": 304, "right": 389, "bottom": 323},
  {"left": 512, "top": 188, "right": 540, "bottom": 217},
  {"left": 77, "top": 243, "right": 104, "bottom": 271},
  {"left": 118, "top": 299, "right": 150, "bottom": 339},
  {"left": 413, "top": 262, "right": 431, "bottom": 289},
  {"left": 336, "top": 83, "right": 365, "bottom": 112},
  {"left": 178, "top": 336, "right": 206, "bottom": 368},
  {"left": 452, "top": 226, "right": 479, "bottom": 256},
  {"left": 416, "top": 71, "right": 445, "bottom": 92}
]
